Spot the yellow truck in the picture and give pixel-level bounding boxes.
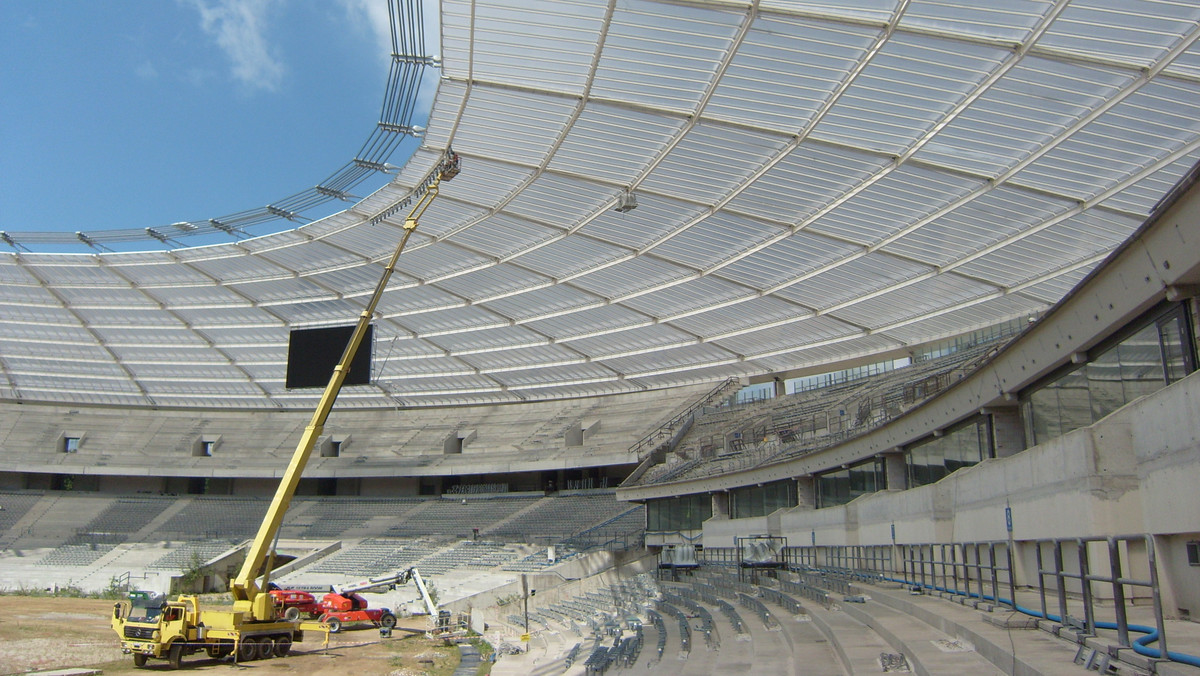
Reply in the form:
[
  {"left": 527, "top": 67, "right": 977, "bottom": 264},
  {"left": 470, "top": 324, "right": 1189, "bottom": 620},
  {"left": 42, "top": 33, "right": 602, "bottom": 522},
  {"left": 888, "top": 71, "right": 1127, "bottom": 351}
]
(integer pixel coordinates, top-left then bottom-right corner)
[
  {"left": 110, "top": 151, "right": 460, "bottom": 668},
  {"left": 112, "top": 591, "right": 309, "bottom": 666}
]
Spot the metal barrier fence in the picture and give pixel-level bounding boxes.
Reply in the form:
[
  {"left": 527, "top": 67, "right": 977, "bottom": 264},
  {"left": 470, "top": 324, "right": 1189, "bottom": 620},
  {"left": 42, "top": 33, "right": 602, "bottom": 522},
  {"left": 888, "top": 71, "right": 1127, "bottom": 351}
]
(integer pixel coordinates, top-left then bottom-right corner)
[{"left": 769, "top": 534, "right": 1175, "bottom": 663}]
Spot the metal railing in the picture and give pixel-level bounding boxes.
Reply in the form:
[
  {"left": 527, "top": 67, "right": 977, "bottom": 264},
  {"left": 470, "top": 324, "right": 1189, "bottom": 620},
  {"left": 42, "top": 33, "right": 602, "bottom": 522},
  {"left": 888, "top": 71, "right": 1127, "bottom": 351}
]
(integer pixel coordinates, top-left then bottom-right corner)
[{"left": 769, "top": 535, "right": 1187, "bottom": 666}]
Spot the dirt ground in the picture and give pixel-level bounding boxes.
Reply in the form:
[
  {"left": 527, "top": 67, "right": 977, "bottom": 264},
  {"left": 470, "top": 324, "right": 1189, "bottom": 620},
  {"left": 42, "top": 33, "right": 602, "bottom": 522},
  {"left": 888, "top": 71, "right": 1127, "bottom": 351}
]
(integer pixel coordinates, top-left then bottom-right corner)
[{"left": 0, "top": 596, "right": 480, "bottom": 676}]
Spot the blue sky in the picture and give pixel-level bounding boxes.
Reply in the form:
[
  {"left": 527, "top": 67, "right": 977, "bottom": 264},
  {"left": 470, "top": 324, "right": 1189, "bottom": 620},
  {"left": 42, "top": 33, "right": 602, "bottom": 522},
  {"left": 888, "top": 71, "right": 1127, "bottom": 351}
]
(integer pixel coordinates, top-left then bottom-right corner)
[{"left": 1, "top": 0, "right": 431, "bottom": 251}]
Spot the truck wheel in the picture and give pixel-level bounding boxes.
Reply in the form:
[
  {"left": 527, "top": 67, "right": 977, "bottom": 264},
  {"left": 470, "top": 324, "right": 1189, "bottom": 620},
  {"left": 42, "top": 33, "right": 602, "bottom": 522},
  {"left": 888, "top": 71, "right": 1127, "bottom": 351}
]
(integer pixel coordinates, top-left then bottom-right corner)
[
  {"left": 326, "top": 617, "right": 342, "bottom": 633},
  {"left": 380, "top": 613, "right": 397, "bottom": 629},
  {"left": 274, "top": 635, "right": 292, "bottom": 657},
  {"left": 237, "top": 639, "right": 257, "bottom": 662},
  {"left": 168, "top": 643, "right": 183, "bottom": 670},
  {"left": 256, "top": 637, "right": 275, "bottom": 660},
  {"left": 133, "top": 654, "right": 148, "bottom": 667},
  {"left": 284, "top": 606, "right": 300, "bottom": 622}
]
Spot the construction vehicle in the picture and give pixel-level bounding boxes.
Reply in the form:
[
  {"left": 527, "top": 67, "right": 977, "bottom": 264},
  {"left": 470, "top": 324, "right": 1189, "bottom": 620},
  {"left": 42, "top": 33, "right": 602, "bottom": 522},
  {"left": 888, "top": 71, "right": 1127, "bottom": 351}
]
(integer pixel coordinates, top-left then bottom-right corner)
[
  {"left": 110, "top": 151, "right": 461, "bottom": 669},
  {"left": 315, "top": 567, "right": 438, "bottom": 632},
  {"left": 268, "top": 583, "right": 323, "bottom": 621}
]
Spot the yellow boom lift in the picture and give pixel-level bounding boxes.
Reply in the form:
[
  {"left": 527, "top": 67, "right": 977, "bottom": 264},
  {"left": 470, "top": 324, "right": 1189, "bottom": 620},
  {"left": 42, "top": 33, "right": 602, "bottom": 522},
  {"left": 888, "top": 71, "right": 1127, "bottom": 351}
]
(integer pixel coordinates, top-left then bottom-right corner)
[{"left": 111, "top": 151, "right": 461, "bottom": 669}]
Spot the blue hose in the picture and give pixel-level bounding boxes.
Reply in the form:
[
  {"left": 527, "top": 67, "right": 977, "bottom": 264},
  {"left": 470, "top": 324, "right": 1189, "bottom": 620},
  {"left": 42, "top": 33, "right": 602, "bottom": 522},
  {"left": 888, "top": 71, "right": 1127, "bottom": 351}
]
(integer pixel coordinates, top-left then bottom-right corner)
[{"left": 867, "top": 574, "right": 1200, "bottom": 668}]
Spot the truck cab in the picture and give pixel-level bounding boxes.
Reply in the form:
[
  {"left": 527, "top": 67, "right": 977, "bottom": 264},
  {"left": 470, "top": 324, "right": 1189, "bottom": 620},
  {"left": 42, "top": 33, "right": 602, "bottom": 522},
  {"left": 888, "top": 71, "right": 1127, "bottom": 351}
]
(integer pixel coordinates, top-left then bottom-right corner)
[{"left": 113, "top": 592, "right": 220, "bottom": 668}]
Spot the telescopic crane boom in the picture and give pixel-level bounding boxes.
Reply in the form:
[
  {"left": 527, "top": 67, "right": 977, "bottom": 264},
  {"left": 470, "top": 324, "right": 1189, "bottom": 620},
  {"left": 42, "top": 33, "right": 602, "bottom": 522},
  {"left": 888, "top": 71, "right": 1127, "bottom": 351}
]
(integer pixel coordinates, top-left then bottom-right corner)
[{"left": 231, "top": 152, "right": 461, "bottom": 621}]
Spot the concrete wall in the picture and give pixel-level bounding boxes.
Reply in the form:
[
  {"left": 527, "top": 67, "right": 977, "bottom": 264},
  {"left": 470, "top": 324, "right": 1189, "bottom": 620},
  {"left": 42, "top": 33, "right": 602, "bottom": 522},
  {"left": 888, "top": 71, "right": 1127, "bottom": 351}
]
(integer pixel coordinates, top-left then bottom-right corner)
[{"left": 712, "top": 371, "right": 1200, "bottom": 617}]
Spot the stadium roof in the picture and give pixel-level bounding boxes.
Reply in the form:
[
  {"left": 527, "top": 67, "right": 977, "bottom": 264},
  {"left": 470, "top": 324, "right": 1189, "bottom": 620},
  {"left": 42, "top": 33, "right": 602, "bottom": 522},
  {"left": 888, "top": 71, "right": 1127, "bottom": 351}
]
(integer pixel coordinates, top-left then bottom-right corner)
[{"left": 3, "top": 0, "right": 1200, "bottom": 409}]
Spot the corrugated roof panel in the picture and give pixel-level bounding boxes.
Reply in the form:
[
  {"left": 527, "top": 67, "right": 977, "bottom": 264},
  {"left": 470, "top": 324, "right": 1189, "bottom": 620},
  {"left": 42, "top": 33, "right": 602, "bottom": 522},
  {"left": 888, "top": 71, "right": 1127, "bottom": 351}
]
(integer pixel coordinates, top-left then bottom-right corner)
[
  {"left": 566, "top": 323, "right": 697, "bottom": 360},
  {"left": 548, "top": 103, "right": 688, "bottom": 182},
  {"left": 425, "top": 324, "right": 549, "bottom": 353},
  {"left": 671, "top": 295, "right": 812, "bottom": 338},
  {"left": 1101, "top": 151, "right": 1200, "bottom": 216},
  {"left": 773, "top": 253, "right": 930, "bottom": 310},
  {"left": 881, "top": 293, "right": 1044, "bottom": 343},
  {"left": 1037, "top": 0, "right": 1200, "bottom": 67},
  {"left": 591, "top": 0, "right": 743, "bottom": 113},
  {"left": 185, "top": 252, "right": 292, "bottom": 283},
  {"left": 814, "top": 34, "right": 1009, "bottom": 155},
  {"left": 457, "top": 343, "right": 587, "bottom": 372},
  {"left": 56, "top": 286, "right": 158, "bottom": 309},
  {"left": 621, "top": 276, "right": 751, "bottom": 320},
  {"left": 899, "top": 0, "right": 1051, "bottom": 42},
  {"left": 602, "top": 342, "right": 737, "bottom": 376},
  {"left": 509, "top": 235, "right": 629, "bottom": 281},
  {"left": 377, "top": 354, "right": 475, "bottom": 379},
  {"left": 256, "top": 239, "right": 364, "bottom": 275},
  {"left": 92, "top": 326, "right": 209, "bottom": 347},
  {"left": 451, "top": 86, "right": 579, "bottom": 167},
  {"left": 306, "top": 265, "right": 394, "bottom": 299},
  {"left": 175, "top": 304, "right": 279, "bottom": 328},
  {"left": 640, "top": 124, "right": 792, "bottom": 205},
  {"left": 0, "top": 285, "right": 68, "bottom": 306},
  {"left": 433, "top": 262, "right": 550, "bottom": 303},
  {"left": 830, "top": 273, "right": 997, "bottom": 329},
  {"left": 576, "top": 193, "right": 708, "bottom": 250},
  {"left": 705, "top": 14, "right": 880, "bottom": 132},
  {"left": 651, "top": 212, "right": 783, "bottom": 271},
  {"left": 0, "top": 257, "right": 44, "bottom": 285},
  {"left": 725, "top": 144, "right": 890, "bottom": 225},
  {"left": 570, "top": 256, "right": 695, "bottom": 299},
  {"left": 1016, "top": 265, "right": 1097, "bottom": 304},
  {"left": 491, "top": 361, "right": 617, "bottom": 388},
  {"left": 76, "top": 307, "right": 186, "bottom": 328},
  {"left": 464, "top": 0, "right": 607, "bottom": 95},
  {"left": 142, "top": 284, "right": 253, "bottom": 310},
  {"left": 748, "top": 332, "right": 898, "bottom": 372},
  {"left": 445, "top": 212, "right": 560, "bottom": 260},
  {"left": 805, "top": 164, "right": 984, "bottom": 247},
  {"left": 719, "top": 231, "right": 860, "bottom": 291},
  {"left": 266, "top": 298, "right": 369, "bottom": 327},
  {"left": 503, "top": 172, "right": 617, "bottom": 231},
  {"left": 393, "top": 241, "right": 492, "bottom": 282},
  {"left": 375, "top": 284, "right": 468, "bottom": 317},
  {"left": 713, "top": 313, "right": 862, "bottom": 357},
  {"left": 480, "top": 284, "right": 602, "bottom": 322},
  {"left": 526, "top": 303, "right": 652, "bottom": 341},
  {"left": 400, "top": 305, "right": 511, "bottom": 335},
  {"left": 229, "top": 277, "right": 338, "bottom": 305},
  {"left": 880, "top": 187, "right": 1076, "bottom": 267},
  {"left": 22, "top": 259, "right": 127, "bottom": 286},
  {"left": 912, "top": 57, "right": 1134, "bottom": 177}
]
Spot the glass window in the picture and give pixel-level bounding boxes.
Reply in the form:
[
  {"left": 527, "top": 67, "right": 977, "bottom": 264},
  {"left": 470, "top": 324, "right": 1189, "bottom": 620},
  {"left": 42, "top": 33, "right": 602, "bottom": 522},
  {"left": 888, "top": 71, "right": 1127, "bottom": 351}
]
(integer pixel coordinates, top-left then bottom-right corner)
[
  {"left": 906, "top": 418, "right": 989, "bottom": 489},
  {"left": 647, "top": 495, "right": 711, "bottom": 531},
  {"left": 62, "top": 436, "right": 80, "bottom": 453},
  {"left": 818, "top": 459, "right": 883, "bottom": 508},
  {"left": 1025, "top": 304, "right": 1195, "bottom": 446}
]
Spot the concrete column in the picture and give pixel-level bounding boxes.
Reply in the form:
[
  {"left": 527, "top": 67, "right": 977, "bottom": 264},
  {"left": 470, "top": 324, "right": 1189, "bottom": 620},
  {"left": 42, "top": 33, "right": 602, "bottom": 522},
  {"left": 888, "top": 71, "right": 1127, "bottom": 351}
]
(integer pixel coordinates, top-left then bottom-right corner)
[
  {"left": 711, "top": 492, "right": 729, "bottom": 519},
  {"left": 989, "top": 407, "right": 1026, "bottom": 458},
  {"left": 883, "top": 450, "right": 907, "bottom": 491},
  {"left": 795, "top": 476, "right": 815, "bottom": 509},
  {"left": 773, "top": 376, "right": 785, "bottom": 398}
]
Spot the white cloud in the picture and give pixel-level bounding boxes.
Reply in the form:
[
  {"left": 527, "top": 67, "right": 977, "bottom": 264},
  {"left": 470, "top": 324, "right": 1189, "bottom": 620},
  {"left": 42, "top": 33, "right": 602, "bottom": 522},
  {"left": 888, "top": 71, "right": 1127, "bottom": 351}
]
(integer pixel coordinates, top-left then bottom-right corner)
[
  {"left": 184, "top": 0, "right": 284, "bottom": 92},
  {"left": 337, "top": 0, "right": 394, "bottom": 66}
]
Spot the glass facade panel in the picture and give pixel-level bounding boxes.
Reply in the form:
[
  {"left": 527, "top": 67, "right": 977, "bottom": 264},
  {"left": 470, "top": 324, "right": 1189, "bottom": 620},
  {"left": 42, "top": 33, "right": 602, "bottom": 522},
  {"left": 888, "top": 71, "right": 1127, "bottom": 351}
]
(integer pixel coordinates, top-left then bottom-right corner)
[
  {"left": 1025, "top": 304, "right": 1195, "bottom": 446},
  {"left": 817, "top": 458, "right": 884, "bottom": 508},
  {"left": 730, "top": 480, "right": 797, "bottom": 519},
  {"left": 1158, "top": 309, "right": 1195, "bottom": 384},
  {"left": 647, "top": 494, "right": 712, "bottom": 531},
  {"left": 906, "top": 418, "right": 989, "bottom": 489}
]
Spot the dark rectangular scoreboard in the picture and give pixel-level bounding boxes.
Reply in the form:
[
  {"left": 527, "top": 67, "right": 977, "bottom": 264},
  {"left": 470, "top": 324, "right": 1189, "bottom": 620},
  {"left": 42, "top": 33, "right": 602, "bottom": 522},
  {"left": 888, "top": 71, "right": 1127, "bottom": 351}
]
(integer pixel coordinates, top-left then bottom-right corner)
[{"left": 285, "top": 324, "right": 373, "bottom": 389}]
